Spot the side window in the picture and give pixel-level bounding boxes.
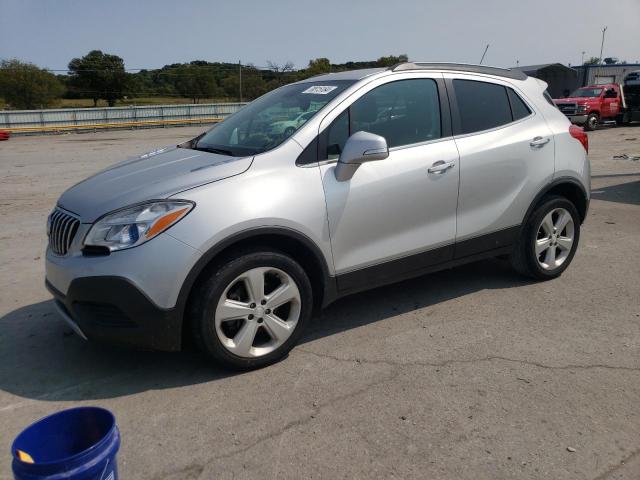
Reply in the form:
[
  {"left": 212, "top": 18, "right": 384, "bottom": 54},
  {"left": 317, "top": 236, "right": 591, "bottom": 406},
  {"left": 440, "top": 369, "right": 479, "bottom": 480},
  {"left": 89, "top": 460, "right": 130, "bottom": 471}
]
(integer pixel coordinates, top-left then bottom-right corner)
[
  {"left": 351, "top": 79, "right": 441, "bottom": 148},
  {"left": 507, "top": 88, "right": 531, "bottom": 121},
  {"left": 323, "top": 79, "right": 442, "bottom": 158},
  {"left": 453, "top": 79, "right": 512, "bottom": 134}
]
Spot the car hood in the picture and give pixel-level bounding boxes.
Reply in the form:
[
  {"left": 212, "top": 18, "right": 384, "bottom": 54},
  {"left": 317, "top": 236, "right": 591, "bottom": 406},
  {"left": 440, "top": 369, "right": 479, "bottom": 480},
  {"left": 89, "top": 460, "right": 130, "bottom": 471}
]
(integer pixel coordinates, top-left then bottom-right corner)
[
  {"left": 58, "top": 146, "right": 253, "bottom": 222},
  {"left": 555, "top": 97, "right": 594, "bottom": 104}
]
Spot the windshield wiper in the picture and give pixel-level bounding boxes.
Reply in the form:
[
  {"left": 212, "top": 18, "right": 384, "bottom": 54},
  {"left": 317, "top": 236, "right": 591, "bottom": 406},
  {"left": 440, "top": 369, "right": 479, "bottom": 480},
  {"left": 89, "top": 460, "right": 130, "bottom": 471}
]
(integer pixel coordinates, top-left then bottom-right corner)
[{"left": 192, "top": 146, "right": 235, "bottom": 156}]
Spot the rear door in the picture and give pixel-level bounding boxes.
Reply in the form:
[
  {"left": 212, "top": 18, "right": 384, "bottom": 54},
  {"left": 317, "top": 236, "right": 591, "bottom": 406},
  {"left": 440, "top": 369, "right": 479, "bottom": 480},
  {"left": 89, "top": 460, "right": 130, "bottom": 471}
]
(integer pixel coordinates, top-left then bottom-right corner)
[{"left": 445, "top": 75, "right": 555, "bottom": 256}]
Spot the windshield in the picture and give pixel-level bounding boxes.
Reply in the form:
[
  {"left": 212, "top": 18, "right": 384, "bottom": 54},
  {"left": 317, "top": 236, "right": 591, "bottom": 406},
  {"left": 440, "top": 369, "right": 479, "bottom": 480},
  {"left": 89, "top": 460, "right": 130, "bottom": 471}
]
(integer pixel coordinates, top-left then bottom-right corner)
[
  {"left": 192, "top": 80, "right": 355, "bottom": 156},
  {"left": 571, "top": 88, "right": 603, "bottom": 98}
]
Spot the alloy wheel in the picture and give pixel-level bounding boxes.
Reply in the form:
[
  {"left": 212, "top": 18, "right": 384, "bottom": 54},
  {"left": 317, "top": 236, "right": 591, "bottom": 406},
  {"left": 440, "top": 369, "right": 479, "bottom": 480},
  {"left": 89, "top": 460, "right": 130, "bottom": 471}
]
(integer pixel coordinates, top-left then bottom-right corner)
[
  {"left": 214, "top": 267, "right": 301, "bottom": 358},
  {"left": 535, "top": 207, "right": 575, "bottom": 270}
]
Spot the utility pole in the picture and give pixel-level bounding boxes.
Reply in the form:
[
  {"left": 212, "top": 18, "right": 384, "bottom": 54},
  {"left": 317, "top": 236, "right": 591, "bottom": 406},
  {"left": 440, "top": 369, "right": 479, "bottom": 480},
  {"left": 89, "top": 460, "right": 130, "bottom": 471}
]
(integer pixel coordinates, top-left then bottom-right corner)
[
  {"left": 479, "top": 44, "right": 490, "bottom": 65},
  {"left": 581, "top": 51, "right": 585, "bottom": 65},
  {"left": 599, "top": 26, "right": 607, "bottom": 64},
  {"left": 239, "top": 60, "right": 243, "bottom": 103}
]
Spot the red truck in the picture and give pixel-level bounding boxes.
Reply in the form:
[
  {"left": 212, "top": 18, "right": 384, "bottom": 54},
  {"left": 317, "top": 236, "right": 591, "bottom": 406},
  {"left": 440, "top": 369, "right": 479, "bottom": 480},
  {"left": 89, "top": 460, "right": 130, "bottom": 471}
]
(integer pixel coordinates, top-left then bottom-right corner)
[{"left": 554, "top": 77, "right": 640, "bottom": 131}]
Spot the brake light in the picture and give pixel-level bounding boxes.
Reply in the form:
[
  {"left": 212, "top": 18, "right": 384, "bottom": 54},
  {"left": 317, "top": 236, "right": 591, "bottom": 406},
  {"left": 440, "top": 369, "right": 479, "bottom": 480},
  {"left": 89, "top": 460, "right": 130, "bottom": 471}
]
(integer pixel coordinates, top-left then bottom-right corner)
[{"left": 569, "top": 125, "right": 588, "bottom": 153}]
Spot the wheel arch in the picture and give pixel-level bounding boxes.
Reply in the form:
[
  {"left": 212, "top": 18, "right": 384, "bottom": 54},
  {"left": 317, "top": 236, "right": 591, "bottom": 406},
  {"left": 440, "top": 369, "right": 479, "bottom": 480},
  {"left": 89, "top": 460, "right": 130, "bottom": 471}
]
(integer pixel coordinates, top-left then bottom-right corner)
[
  {"left": 176, "top": 227, "right": 336, "bottom": 348},
  {"left": 524, "top": 177, "right": 589, "bottom": 226}
]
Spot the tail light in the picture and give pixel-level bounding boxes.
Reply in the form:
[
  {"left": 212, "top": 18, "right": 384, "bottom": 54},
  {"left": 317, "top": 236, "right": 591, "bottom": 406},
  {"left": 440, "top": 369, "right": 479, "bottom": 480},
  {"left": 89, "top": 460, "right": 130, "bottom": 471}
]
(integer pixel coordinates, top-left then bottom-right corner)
[{"left": 569, "top": 125, "right": 588, "bottom": 153}]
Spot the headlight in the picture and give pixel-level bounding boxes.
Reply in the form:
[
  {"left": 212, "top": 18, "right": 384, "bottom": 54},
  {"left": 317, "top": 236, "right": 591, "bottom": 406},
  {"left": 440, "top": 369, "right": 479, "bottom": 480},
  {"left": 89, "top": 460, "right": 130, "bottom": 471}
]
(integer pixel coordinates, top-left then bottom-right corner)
[
  {"left": 84, "top": 200, "right": 194, "bottom": 251},
  {"left": 577, "top": 105, "right": 588, "bottom": 113}
]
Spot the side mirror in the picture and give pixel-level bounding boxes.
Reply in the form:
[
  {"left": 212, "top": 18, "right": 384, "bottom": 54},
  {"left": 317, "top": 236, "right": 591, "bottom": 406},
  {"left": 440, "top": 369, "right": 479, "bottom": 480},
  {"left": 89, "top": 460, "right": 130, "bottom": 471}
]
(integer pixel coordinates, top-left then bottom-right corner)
[{"left": 334, "top": 131, "right": 389, "bottom": 181}]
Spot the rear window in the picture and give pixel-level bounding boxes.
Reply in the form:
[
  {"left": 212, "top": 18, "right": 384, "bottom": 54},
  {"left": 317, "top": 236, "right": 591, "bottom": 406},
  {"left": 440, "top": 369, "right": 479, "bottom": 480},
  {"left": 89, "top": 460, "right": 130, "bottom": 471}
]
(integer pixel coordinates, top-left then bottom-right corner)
[
  {"left": 453, "top": 79, "right": 512, "bottom": 134},
  {"left": 453, "top": 79, "right": 534, "bottom": 134},
  {"left": 507, "top": 88, "right": 531, "bottom": 120}
]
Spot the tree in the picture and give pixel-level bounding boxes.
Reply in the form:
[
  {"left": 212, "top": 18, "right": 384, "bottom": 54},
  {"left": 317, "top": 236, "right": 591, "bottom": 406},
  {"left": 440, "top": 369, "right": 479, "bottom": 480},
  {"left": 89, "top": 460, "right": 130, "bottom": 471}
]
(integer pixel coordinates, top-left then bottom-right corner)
[
  {"left": 266, "top": 61, "right": 295, "bottom": 73},
  {"left": 68, "top": 50, "right": 128, "bottom": 107},
  {"left": 172, "top": 65, "right": 221, "bottom": 103},
  {"left": 221, "top": 70, "right": 267, "bottom": 101},
  {"left": 603, "top": 57, "right": 619, "bottom": 65},
  {"left": 307, "top": 58, "right": 331, "bottom": 76},
  {"left": 241, "top": 74, "right": 268, "bottom": 99},
  {"left": 375, "top": 54, "right": 409, "bottom": 67},
  {"left": 0, "top": 59, "right": 64, "bottom": 109},
  {"left": 583, "top": 57, "right": 600, "bottom": 65}
]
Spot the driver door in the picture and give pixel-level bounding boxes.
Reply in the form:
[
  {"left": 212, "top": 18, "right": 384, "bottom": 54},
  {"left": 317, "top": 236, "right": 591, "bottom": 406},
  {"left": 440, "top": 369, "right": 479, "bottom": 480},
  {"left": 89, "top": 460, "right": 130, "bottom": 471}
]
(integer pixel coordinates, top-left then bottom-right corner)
[
  {"left": 318, "top": 75, "right": 460, "bottom": 293},
  {"left": 602, "top": 88, "right": 619, "bottom": 118}
]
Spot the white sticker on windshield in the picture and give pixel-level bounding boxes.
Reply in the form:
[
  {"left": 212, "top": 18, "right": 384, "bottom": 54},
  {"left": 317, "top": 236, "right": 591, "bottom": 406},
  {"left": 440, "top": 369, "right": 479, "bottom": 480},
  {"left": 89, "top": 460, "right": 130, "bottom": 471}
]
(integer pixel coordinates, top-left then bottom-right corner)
[{"left": 302, "top": 85, "right": 338, "bottom": 95}]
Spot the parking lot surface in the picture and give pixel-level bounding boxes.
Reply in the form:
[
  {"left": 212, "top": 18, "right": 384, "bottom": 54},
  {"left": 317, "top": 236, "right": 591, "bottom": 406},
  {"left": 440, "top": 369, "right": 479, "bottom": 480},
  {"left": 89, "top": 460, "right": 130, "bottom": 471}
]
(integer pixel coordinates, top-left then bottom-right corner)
[{"left": 1, "top": 126, "right": 639, "bottom": 479}]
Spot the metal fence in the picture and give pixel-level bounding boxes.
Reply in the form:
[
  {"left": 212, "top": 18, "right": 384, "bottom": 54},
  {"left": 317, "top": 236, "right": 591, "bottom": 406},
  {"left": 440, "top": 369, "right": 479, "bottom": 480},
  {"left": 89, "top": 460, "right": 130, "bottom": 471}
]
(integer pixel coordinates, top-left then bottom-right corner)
[{"left": 0, "top": 103, "right": 247, "bottom": 134}]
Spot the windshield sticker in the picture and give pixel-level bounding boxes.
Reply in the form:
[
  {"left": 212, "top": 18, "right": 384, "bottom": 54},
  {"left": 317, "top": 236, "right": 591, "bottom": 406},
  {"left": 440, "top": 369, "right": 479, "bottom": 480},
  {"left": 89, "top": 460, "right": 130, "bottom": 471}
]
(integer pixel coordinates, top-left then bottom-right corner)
[{"left": 302, "top": 85, "right": 338, "bottom": 95}]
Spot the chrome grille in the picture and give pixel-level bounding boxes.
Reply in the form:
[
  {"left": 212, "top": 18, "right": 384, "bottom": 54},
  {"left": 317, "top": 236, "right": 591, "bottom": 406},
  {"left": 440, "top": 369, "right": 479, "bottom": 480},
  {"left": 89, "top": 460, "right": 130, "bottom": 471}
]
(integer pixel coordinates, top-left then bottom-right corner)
[
  {"left": 557, "top": 103, "right": 577, "bottom": 115},
  {"left": 48, "top": 208, "right": 80, "bottom": 256}
]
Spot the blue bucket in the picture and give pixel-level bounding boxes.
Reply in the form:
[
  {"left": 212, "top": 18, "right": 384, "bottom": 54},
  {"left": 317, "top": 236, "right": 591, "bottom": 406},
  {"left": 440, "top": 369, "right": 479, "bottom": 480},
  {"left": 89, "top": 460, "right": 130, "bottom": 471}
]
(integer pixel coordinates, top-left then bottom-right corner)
[{"left": 11, "top": 407, "right": 120, "bottom": 480}]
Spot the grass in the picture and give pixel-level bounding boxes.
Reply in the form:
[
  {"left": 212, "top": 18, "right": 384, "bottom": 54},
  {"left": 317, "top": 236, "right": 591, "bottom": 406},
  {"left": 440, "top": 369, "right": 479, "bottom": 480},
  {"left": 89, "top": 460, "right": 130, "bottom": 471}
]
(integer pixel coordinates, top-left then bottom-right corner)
[{"left": 0, "top": 97, "right": 238, "bottom": 110}]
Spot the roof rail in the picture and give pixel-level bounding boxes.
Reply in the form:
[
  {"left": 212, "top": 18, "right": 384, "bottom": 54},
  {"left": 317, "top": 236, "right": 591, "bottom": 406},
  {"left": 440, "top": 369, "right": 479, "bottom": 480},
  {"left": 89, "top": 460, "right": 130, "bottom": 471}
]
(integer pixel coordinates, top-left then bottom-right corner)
[{"left": 389, "top": 62, "right": 528, "bottom": 81}]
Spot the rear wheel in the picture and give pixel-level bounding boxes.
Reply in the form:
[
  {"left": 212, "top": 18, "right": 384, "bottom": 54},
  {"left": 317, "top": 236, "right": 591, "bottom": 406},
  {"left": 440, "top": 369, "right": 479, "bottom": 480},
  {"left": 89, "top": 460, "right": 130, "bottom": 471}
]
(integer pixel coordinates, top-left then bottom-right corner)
[
  {"left": 510, "top": 196, "right": 580, "bottom": 280},
  {"left": 190, "top": 249, "right": 313, "bottom": 370},
  {"left": 584, "top": 113, "right": 599, "bottom": 131}
]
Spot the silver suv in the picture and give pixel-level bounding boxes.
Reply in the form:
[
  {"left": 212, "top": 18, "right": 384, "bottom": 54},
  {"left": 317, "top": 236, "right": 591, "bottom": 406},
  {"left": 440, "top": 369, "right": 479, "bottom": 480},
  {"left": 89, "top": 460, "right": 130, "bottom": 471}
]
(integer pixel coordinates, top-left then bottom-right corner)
[{"left": 46, "top": 63, "right": 590, "bottom": 369}]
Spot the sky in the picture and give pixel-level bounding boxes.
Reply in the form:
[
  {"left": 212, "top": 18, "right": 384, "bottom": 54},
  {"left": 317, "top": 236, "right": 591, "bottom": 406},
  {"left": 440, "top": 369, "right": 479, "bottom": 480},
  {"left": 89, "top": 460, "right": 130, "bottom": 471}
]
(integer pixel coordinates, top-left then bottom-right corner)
[{"left": 1, "top": 0, "right": 639, "bottom": 72}]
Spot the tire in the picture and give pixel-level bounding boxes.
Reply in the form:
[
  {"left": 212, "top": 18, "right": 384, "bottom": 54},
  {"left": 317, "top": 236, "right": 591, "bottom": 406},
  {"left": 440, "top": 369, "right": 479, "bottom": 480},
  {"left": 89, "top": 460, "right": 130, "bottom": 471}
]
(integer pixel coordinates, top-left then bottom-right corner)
[
  {"left": 584, "top": 113, "right": 599, "bottom": 131},
  {"left": 510, "top": 196, "right": 581, "bottom": 280},
  {"left": 189, "top": 248, "right": 313, "bottom": 370}
]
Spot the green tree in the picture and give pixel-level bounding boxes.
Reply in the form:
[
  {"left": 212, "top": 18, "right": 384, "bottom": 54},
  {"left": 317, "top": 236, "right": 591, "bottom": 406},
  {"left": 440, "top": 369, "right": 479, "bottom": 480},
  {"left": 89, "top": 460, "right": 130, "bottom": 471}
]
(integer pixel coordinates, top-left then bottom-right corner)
[
  {"left": 221, "top": 69, "right": 267, "bottom": 101},
  {"left": 241, "top": 74, "right": 268, "bottom": 99},
  {"left": 0, "top": 59, "right": 64, "bottom": 109},
  {"left": 68, "top": 50, "right": 128, "bottom": 107},
  {"left": 221, "top": 74, "right": 240, "bottom": 100},
  {"left": 583, "top": 57, "right": 600, "bottom": 65},
  {"left": 375, "top": 54, "right": 409, "bottom": 67},
  {"left": 172, "top": 65, "right": 221, "bottom": 103},
  {"left": 307, "top": 58, "right": 331, "bottom": 76}
]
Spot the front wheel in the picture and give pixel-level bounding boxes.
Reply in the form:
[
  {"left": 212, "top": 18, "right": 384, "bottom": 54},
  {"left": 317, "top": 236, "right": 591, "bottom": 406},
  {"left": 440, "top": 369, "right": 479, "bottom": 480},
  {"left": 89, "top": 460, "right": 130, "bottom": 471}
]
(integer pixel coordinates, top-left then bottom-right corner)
[
  {"left": 190, "top": 249, "right": 313, "bottom": 370},
  {"left": 584, "top": 113, "right": 599, "bottom": 131},
  {"left": 510, "top": 196, "right": 581, "bottom": 280}
]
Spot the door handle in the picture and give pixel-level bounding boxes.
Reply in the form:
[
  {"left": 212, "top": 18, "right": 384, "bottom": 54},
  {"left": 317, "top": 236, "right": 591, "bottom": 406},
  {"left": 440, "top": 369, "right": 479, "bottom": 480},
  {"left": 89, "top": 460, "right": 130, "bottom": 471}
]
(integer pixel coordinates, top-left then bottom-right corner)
[
  {"left": 428, "top": 160, "right": 455, "bottom": 174},
  {"left": 530, "top": 136, "right": 551, "bottom": 148}
]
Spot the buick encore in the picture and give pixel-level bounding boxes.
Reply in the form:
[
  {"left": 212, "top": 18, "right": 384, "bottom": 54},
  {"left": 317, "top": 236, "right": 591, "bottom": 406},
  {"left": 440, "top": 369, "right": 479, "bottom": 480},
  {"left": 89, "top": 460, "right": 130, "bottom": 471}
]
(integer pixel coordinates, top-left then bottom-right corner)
[{"left": 46, "top": 63, "right": 590, "bottom": 369}]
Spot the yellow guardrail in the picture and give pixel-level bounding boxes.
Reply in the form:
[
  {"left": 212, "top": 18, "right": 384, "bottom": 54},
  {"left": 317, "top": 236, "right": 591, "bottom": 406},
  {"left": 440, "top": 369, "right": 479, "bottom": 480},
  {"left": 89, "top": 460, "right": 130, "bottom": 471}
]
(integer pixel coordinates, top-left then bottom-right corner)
[{"left": 3, "top": 117, "right": 223, "bottom": 134}]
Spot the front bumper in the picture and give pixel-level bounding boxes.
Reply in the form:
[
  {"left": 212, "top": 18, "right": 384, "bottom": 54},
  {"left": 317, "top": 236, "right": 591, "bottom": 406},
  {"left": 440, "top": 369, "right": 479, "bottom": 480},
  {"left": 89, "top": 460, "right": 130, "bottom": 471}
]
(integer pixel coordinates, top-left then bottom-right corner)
[
  {"left": 45, "top": 231, "right": 201, "bottom": 351},
  {"left": 566, "top": 114, "right": 588, "bottom": 125},
  {"left": 46, "top": 276, "right": 182, "bottom": 351}
]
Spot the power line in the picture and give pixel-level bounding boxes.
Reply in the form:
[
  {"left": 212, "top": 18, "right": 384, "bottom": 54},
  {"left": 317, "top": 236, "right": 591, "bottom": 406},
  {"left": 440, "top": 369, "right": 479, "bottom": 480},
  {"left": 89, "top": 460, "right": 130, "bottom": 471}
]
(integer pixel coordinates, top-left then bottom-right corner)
[
  {"left": 21, "top": 63, "right": 298, "bottom": 74},
  {"left": 65, "top": 90, "right": 234, "bottom": 96}
]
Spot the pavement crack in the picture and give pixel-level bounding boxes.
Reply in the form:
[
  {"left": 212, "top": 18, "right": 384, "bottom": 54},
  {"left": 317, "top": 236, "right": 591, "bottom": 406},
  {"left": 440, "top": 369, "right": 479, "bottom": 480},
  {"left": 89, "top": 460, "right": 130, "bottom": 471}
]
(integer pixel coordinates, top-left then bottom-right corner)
[
  {"left": 197, "top": 367, "right": 400, "bottom": 473},
  {"left": 592, "top": 447, "right": 640, "bottom": 480},
  {"left": 296, "top": 348, "right": 640, "bottom": 373}
]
